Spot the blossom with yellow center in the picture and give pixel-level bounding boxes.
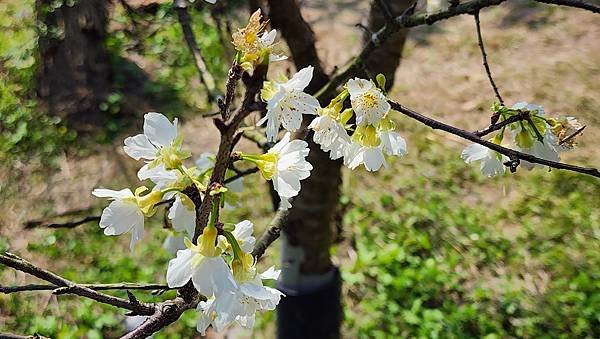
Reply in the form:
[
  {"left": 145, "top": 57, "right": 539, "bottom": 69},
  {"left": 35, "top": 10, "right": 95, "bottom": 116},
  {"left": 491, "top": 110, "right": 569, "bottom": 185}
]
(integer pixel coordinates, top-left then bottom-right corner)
[
  {"left": 347, "top": 78, "right": 390, "bottom": 126},
  {"left": 92, "top": 186, "right": 164, "bottom": 250}
]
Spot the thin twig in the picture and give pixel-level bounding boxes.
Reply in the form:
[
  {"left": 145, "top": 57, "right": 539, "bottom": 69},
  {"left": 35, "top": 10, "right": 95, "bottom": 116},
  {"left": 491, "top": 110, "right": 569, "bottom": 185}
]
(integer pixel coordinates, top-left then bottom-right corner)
[
  {"left": 191, "top": 63, "right": 269, "bottom": 242},
  {"left": 24, "top": 199, "right": 174, "bottom": 229},
  {"left": 0, "top": 333, "right": 49, "bottom": 339},
  {"left": 252, "top": 208, "right": 290, "bottom": 259},
  {"left": 316, "top": 0, "right": 599, "bottom": 100},
  {"left": 388, "top": 100, "right": 600, "bottom": 178},
  {"left": 474, "top": 10, "right": 503, "bottom": 104},
  {"left": 224, "top": 167, "right": 259, "bottom": 184},
  {"left": 474, "top": 112, "right": 527, "bottom": 137},
  {"left": 1, "top": 283, "right": 171, "bottom": 294},
  {"left": 0, "top": 252, "right": 156, "bottom": 315},
  {"left": 534, "top": 0, "right": 600, "bottom": 13},
  {"left": 173, "top": 0, "right": 218, "bottom": 101},
  {"left": 558, "top": 125, "right": 586, "bottom": 145},
  {"left": 24, "top": 215, "right": 100, "bottom": 229}
]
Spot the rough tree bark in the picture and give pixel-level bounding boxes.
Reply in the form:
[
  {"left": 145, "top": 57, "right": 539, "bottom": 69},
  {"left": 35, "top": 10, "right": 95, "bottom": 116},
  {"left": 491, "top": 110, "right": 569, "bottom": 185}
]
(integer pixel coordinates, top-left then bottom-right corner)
[
  {"left": 35, "top": 0, "right": 112, "bottom": 131},
  {"left": 267, "top": 1, "right": 410, "bottom": 338}
]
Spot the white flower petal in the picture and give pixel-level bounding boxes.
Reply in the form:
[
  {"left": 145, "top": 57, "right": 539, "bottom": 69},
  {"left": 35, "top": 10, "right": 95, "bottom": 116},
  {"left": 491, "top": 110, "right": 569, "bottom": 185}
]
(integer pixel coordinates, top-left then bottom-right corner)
[
  {"left": 240, "top": 282, "right": 274, "bottom": 300},
  {"left": 259, "top": 266, "right": 281, "bottom": 280},
  {"left": 347, "top": 78, "right": 372, "bottom": 97},
  {"left": 362, "top": 147, "right": 386, "bottom": 171},
  {"left": 260, "top": 29, "right": 277, "bottom": 46},
  {"left": 283, "top": 66, "right": 314, "bottom": 91},
  {"left": 380, "top": 131, "right": 407, "bottom": 156},
  {"left": 137, "top": 163, "right": 177, "bottom": 186},
  {"left": 123, "top": 134, "right": 157, "bottom": 160},
  {"left": 192, "top": 256, "right": 237, "bottom": 296},
  {"left": 166, "top": 249, "right": 194, "bottom": 288},
  {"left": 143, "top": 112, "right": 177, "bottom": 147},
  {"left": 129, "top": 222, "right": 144, "bottom": 251},
  {"left": 92, "top": 188, "right": 133, "bottom": 199},
  {"left": 163, "top": 234, "right": 186, "bottom": 254},
  {"left": 233, "top": 220, "right": 256, "bottom": 253},
  {"left": 461, "top": 143, "right": 489, "bottom": 163},
  {"left": 168, "top": 196, "right": 196, "bottom": 237},
  {"left": 99, "top": 200, "right": 143, "bottom": 236}
]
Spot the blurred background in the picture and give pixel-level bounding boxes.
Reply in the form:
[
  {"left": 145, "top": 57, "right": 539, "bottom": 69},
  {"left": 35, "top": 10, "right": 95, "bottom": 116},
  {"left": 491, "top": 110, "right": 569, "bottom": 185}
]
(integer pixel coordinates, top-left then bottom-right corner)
[{"left": 0, "top": 0, "right": 599, "bottom": 338}]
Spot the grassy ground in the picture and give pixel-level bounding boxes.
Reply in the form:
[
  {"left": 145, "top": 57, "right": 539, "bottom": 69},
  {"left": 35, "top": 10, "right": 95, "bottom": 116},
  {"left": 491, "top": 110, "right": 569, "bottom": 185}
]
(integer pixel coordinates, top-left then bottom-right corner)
[{"left": 1, "top": 0, "right": 599, "bottom": 338}]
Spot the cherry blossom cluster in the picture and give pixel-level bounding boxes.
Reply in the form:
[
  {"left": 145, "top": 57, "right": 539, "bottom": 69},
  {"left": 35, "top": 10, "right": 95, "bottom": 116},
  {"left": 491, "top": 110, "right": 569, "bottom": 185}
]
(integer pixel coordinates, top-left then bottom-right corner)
[
  {"left": 462, "top": 102, "right": 583, "bottom": 177},
  {"left": 90, "top": 9, "right": 412, "bottom": 333},
  {"left": 90, "top": 5, "right": 586, "bottom": 335}
]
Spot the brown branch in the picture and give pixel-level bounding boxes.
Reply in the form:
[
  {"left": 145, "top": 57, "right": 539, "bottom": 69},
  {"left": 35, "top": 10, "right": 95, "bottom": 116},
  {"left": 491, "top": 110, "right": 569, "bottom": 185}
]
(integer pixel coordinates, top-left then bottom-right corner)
[
  {"left": 219, "top": 62, "right": 243, "bottom": 120},
  {"left": 388, "top": 100, "right": 600, "bottom": 178},
  {"left": 534, "top": 0, "right": 600, "bottom": 13},
  {"left": 24, "top": 215, "right": 100, "bottom": 229},
  {"left": 224, "top": 167, "right": 258, "bottom": 184},
  {"left": 316, "top": 0, "right": 599, "bottom": 99},
  {"left": 1, "top": 283, "right": 171, "bottom": 294},
  {"left": 473, "top": 10, "right": 503, "bottom": 104},
  {"left": 473, "top": 112, "right": 527, "bottom": 137},
  {"left": 192, "top": 62, "right": 269, "bottom": 241},
  {"left": 120, "top": 283, "right": 201, "bottom": 338},
  {"left": 0, "top": 333, "right": 49, "bottom": 339},
  {"left": 0, "top": 252, "right": 156, "bottom": 315},
  {"left": 121, "top": 63, "right": 269, "bottom": 337},
  {"left": 251, "top": 208, "right": 290, "bottom": 259},
  {"left": 173, "top": 0, "right": 218, "bottom": 101},
  {"left": 24, "top": 199, "right": 174, "bottom": 229}
]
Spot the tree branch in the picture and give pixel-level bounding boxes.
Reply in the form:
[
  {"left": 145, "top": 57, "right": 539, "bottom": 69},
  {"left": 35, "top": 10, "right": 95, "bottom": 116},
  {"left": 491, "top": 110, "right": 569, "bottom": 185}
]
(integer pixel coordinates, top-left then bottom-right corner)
[
  {"left": 473, "top": 112, "right": 527, "bottom": 136},
  {"left": 224, "top": 167, "right": 258, "bottom": 184},
  {"left": 1, "top": 282, "right": 171, "bottom": 294},
  {"left": 388, "top": 100, "right": 600, "bottom": 178},
  {"left": 473, "top": 10, "right": 503, "bottom": 105},
  {"left": 316, "top": 0, "right": 599, "bottom": 99},
  {"left": 251, "top": 208, "right": 290, "bottom": 260},
  {"left": 24, "top": 215, "right": 100, "bottom": 229},
  {"left": 120, "top": 286, "right": 200, "bottom": 339},
  {"left": 0, "top": 252, "right": 156, "bottom": 315},
  {"left": 192, "top": 63, "right": 269, "bottom": 242},
  {"left": 534, "top": 0, "right": 600, "bottom": 13},
  {"left": 173, "top": 0, "right": 218, "bottom": 101}
]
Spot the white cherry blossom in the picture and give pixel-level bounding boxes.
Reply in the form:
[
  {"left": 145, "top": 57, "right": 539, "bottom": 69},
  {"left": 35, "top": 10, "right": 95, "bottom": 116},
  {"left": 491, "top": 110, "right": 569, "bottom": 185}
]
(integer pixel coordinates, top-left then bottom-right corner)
[
  {"left": 123, "top": 112, "right": 189, "bottom": 179},
  {"left": 258, "top": 66, "right": 320, "bottom": 142},
  {"left": 250, "top": 132, "right": 312, "bottom": 209},
  {"left": 461, "top": 143, "right": 508, "bottom": 177},
  {"left": 308, "top": 115, "right": 350, "bottom": 160},
  {"left": 92, "top": 188, "right": 154, "bottom": 251},
  {"left": 345, "top": 143, "right": 387, "bottom": 172},
  {"left": 347, "top": 78, "right": 390, "bottom": 126},
  {"left": 166, "top": 230, "right": 237, "bottom": 297}
]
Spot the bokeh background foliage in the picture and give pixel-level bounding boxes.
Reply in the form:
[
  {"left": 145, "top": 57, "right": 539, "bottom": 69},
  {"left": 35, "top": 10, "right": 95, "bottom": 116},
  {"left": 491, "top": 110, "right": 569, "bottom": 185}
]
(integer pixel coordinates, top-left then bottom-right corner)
[{"left": 1, "top": 0, "right": 599, "bottom": 338}]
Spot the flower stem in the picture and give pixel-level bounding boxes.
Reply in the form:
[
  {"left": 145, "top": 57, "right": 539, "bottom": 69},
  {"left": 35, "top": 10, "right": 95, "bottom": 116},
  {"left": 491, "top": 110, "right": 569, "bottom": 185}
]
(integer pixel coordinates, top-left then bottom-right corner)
[{"left": 223, "top": 230, "right": 244, "bottom": 260}]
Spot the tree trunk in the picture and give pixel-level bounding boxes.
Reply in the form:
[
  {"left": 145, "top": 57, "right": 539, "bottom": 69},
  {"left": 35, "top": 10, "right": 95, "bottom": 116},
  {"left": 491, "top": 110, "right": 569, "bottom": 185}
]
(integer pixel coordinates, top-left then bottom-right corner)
[
  {"left": 270, "top": 1, "right": 411, "bottom": 338},
  {"left": 36, "top": 0, "right": 112, "bottom": 132}
]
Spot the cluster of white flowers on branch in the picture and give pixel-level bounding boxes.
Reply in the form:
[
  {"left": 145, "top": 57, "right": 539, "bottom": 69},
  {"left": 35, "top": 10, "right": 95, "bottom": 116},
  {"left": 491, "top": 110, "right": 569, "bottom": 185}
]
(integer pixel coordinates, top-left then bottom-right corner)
[{"left": 462, "top": 102, "right": 585, "bottom": 177}]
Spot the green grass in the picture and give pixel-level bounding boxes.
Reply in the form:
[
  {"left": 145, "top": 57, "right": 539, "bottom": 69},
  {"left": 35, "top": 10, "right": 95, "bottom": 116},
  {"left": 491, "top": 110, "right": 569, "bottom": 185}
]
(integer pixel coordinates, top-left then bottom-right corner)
[{"left": 341, "top": 120, "right": 600, "bottom": 338}]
